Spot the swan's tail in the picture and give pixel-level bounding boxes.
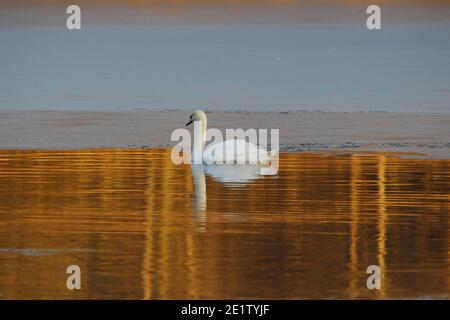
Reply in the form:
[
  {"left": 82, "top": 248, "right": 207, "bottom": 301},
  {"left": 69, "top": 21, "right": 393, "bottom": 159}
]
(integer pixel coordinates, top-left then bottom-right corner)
[
  {"left": 260, "top": 148, "right": 280, "bottom": 175},
  {"left": 269, "top": 148, "right": 279, "bottom": 160},
  {"left": 260, "top": 147, "right": 279, "bottom": 166}
]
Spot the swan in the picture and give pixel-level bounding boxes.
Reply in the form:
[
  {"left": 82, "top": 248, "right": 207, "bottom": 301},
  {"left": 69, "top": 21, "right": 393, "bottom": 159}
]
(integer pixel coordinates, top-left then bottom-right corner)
[{"left": 185, "top": 110, "right": 278, "bottom": 165}]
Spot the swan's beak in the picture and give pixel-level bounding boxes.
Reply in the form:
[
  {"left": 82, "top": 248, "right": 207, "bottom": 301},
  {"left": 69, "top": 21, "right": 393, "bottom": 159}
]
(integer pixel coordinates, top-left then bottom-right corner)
[{"left": 186, "top": 120, "right": 193, "bottom": 126}]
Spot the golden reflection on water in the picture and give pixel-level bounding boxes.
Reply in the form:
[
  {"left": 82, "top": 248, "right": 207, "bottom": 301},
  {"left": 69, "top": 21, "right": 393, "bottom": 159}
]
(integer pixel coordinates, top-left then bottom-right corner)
[{"left": 0, "top": 148, "right": 449, "bottom": 299}]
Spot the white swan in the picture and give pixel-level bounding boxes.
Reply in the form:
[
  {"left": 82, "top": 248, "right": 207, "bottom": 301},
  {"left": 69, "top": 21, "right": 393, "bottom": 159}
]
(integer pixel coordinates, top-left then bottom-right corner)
[{"left": 185, "top": 110, "right": 278, "bottom": 165}]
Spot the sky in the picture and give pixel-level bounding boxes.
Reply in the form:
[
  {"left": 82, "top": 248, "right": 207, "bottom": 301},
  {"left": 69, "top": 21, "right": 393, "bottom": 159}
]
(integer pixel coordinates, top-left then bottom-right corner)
[
  {"left": 10, "top": 0, "right": 450, "bottom": 4},
  {"left": 2, "top": 0, "right": 450, "bottom": 9},
  {"left": 1, "top": 0, "right": 449, "bottom": 26}
]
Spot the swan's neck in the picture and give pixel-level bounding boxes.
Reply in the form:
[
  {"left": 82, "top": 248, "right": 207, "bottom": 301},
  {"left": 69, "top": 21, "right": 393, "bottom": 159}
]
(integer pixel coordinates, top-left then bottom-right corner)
[{"left": 192, "top": 119, "right": 207, "bottom": 164}]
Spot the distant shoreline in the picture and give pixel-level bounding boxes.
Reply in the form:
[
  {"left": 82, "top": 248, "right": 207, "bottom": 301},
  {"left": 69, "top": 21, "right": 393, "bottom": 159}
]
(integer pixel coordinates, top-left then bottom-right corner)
[{"left": 1, "top": 109, "right": 449, "bottom": 159}]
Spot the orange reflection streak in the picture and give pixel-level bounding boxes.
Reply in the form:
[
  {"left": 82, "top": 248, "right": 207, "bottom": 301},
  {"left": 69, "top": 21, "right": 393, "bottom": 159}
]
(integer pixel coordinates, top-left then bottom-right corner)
[
  {"left": 348, "top": 155, "right": 361, "bottom": 299},
  {"left": 142, "top": 152, "right": 154, "bottom": 300},
  {"left": 377, "top": 154, "right": 387, "bottom": 298}
]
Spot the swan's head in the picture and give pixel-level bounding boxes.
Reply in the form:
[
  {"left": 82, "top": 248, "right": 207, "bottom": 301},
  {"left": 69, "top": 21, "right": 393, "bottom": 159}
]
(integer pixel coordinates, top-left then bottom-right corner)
[{"left": 186, "top": 110, "right": 207, "bottom": 126}]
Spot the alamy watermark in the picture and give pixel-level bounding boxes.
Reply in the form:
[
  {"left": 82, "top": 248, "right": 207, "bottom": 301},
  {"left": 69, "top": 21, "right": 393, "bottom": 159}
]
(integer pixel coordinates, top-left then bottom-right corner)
[
  {"left": 66, "top": 5, "right": 81, "bottom": 30},
  {"left": 366, "top": 265, "right": 381, "bottom": 290},
  {"left": 66, "top": 264, "right": 81, "bottom": 290},
  {"left": 367, "top": 5, "right": 382, "bottom": 30}
]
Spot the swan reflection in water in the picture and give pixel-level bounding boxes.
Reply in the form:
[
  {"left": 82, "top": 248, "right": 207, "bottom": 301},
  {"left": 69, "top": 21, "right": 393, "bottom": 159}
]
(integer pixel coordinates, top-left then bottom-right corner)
[{"left": 191, "top": 163, "right": 278, "bottom": 231}]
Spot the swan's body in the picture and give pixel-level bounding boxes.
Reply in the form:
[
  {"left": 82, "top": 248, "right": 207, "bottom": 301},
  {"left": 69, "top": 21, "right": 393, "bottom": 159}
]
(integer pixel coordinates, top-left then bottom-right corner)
[
  {"left": 186, "top": 110, "right": 277, "bottom": 165},
  {"left": 202, "top": 139, "right": 273, "bottom": 165}
]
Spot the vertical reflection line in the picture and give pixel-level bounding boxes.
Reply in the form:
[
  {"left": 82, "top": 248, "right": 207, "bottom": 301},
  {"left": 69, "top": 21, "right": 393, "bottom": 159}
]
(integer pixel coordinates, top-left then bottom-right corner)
[
  {"left": 377, "top": 155, "right": 387, "bottom": 297},
  {"left": 185, "top": 161, "right": 199, "bottom": 299},
  {"left": 448, "top": 193, "right": 450, "bottom": 294},
  {"left": 349, "top": 155, "right": 361, "bottom": 298},
  {"left": 185, "top": 232, "right": 198, "bottom": 299},
  {"left": 142, "top": 150, "right": 154, "bottom": 300},
  {"left": 159, "top": 150, "right": 172, "bottom": 299}
]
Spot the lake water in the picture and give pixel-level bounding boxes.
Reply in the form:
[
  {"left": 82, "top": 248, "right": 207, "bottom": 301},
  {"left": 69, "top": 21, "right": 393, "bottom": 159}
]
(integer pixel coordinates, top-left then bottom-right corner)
[
  {"left": 1, "top": 22, "right": 450, "bottom": 112},
  {"left": 0, "top": 148, "right": 449, "bottom": 299}
]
